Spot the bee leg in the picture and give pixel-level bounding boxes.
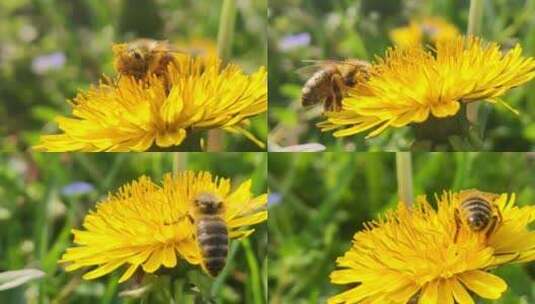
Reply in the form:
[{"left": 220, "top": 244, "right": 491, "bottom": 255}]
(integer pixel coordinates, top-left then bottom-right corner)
[
  {"left": 454, "top": 209, "right": 461, "bottom": 243},
  {"left": 324, "top": 82, "right": 337, "bottom": 112},
  {"left": 324, "top": 96, "right": 334, "bottom": 112},
  {"left": 332, "top": 85, "right": 343, "bottom": 111},
  {"left": 496, "top": 206, "right": 503, "bottom": 223},
  {"left": 485, "top": 215, "right": 499, "bottom": 240},
  {"left": 187, "top": 214, "right": 195, "bottom": 224},
  {"left": 114, "top": 74, "right": 122, "bottom": 86},
  {"left": 162, "top": 76, "right": 172, "bottom": 96},
  {"left": 332, "top": 74, "right": 345, "bottom": 111}
]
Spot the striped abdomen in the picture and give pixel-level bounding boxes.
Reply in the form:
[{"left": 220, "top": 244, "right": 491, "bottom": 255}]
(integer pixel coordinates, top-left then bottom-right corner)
[
  {"left": 460, "top": 198, "right": 492, "bottom": 232},
  {"left": 197, "top": 215, "right": 228, "bottom": 276}
]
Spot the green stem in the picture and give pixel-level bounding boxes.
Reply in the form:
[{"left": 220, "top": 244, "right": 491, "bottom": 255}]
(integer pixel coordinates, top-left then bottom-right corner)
[
  {"left": 210, "top": 241, "right": 240, "bottom": 297},
  {"left": 173, "top": 153, "right": 187, "bottom": 174},
  {"left": 467, "top": 0, "right": 484, "bottom": 36},
  {"left": 396, "top": 152, "right": 414, "bottom": 207},
  {"left": 242, "top": 239, "right": 264, "bottom": 304},
  {"left": 217, "top": 0, "right": 237, "bottom": 64},
  {"left": 466, "top": 0, "right": 484, "bottom": 126},
  {"left": 207, "top": 0, "right": 237, "bottom": 151}
]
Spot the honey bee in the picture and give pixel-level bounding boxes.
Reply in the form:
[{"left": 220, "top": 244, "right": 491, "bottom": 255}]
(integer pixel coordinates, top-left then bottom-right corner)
[
  {"left": 301, "top": 59, "right": 370, "bottom": 112},
  {"left": 190, "top": 192, "right": 228, "bottom": 277},
  {"left": 454, "top": 189, "right": 502, "bottom": 242},
  {"left": 113, "top": 39, "right": 181, "bottom": 85}
]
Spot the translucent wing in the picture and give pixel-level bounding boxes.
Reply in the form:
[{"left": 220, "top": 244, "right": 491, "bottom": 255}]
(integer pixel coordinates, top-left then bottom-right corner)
[
  {"left": 128, "top": 39, "right": 186, "bottom": 54},
  {"left": 154, "top": 42, "right": 187, "bottom": 54},
  {"left": 302, "top": 59, "right": 345, "bottom": 64},
  {"left": 295, "top": 64, "right": 322, "bottom": 77},
  {"left": 296, "top": 59, "right": 339, "bottom": 77},
  {"left": 297, "top": 59, "right": 370, "bottom": 77}
]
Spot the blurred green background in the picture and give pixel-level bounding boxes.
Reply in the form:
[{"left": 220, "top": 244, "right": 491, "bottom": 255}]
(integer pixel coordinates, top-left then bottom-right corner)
[
  {"left": 0, "top": 152, "right": 267, "bottom": 303},
  {"left": 0, "top": 0, "right": 267, "bottom": 152},
  {"left": 268, "top": 152, "right": 535, "bottom": 303},
  {"left": 268, "top": 0, "right": 535, "bottom": 151}
]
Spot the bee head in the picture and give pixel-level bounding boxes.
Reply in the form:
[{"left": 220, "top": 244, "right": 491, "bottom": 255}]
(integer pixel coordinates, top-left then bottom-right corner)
[
  {"left": 127, "top": 46, "right": 146, "bottom": 62},
  {"left": 193, "top": 192, "right": 223, "bottom": 214}
]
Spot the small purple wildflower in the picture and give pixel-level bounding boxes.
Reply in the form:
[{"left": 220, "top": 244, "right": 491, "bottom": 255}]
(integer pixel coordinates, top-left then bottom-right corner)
[
  {"left": 61, "top": 182, "right": 95, "bottom": 196},
  {"left": 278, "top": 32, "right": 311, "bottom": 51},
  {"left": 31, "top": 52, "right": 66, "bottom": 74},
  {"left": 268, "top": 192, "right": 282, "bottom": 208}
]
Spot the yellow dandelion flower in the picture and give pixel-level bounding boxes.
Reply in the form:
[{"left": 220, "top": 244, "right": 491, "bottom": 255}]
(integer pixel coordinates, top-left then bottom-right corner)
[
  {"left": 329, "top": 190, "right": 535, "bottom": 304},
  {"left": 34, "top": 52, "right": 267, "bottom": 151},
  {"left": 390, "top": 17, "right": 460, "bottom": 48},
  {"left": 59, "top": 171, "right": 267, "bottom": 283},
  {"left": 319, "top": 36, "right": 535, "bottom": 138}
]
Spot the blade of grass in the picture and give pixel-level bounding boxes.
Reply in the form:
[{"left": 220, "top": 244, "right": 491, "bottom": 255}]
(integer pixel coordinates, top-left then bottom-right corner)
[
  {"left": 102, "top": 273, "right": 119, "bottom": 304},
  {"left": 451, "top": 152, "right": 476, "bottom": 190},
  {"left": 102, "top": 154, "right": 128, "bottom": 189},
  {"left": 210, "top": 241, "right": 240, "bottom": 297},
  {"left": 208, "top": 0, "right": 238, "bottom": 151},
  {"left": 466, "top": 0, "right": 484, "bottom": 126},
  {"left": 242, "top": 239, "right": 264, "bottom": 304},
  {"left": 36, "top": 179, "right": 57, "bottom": 304},
  {"left": 396, "top": 152, "right": 413, "bottom": 207}
]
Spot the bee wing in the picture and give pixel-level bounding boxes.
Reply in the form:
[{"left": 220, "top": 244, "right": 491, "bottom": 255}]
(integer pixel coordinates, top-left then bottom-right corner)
[
  {"left": 173, "top": 47, "right": 207, "bottom": 56},
  {"left": 295, "top": 60, "right": 336, "bottom": 77},
  {"left": 297, "top": 59, "right": 363, "bottom": 77},
  {"left": 342, "top": 59, "right": 372, "bottom": 68},
  {"left": 158, "top": 44, "right": 187, "bottom": 54},
  {"left": 303, "top": 59, "right": 371, "bottom": 68},
  {"left": 295, "top": 65, "right": 321, "bottom": 77},
  {"left": 301, "top": 59, "right": 344, "bottom": 64},
  {"left": 136, "top": 39, "right": 185, "bottom": 54}
]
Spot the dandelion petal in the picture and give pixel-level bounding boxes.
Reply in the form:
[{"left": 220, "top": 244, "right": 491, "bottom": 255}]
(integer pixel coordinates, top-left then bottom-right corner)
[
  {"left": 162, "top": 245, "right": 177, "bottom": 268},
  {"left": 458, "top": 270, "right": 507, "bottom": 299},
  {"left": 119, "top": 263, "right": 139, "bottom": 283},
  {"left": 419, "top": 280, "right": 439, "bottom": 304},
  {"left": 155, "top": 128, "right": 186, "bottom": 148},
  {"left": 142, "top": 248, "right": 164, "bottom": 273},
  {"left": 82, "top": 260, "right": 124, "bottom": 280},
  {"left": 437, "top": 280, "right": 454, "bottom": 304},
  {"left": 450, "top": 278, "right": 475, "bottom": 304}
]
